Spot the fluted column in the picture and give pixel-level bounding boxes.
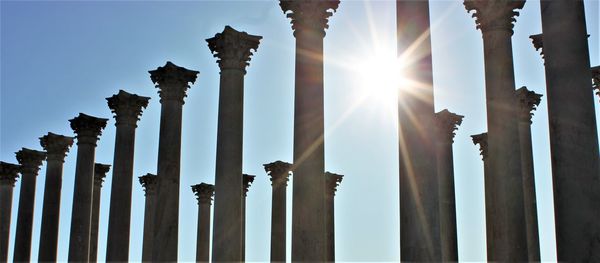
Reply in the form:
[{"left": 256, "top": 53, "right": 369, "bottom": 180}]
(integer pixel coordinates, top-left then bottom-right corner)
[
  {"left": 592, "top": 65, "right": 599, "bottom": 102},
  {"left": 434, "top": 110, "right": 463, "bottom": 262},
  {"left": 464, "top": 1, "right": 528, "bottom": 260},
  {"left": 192, "top": 183, "right": 214, "bottom": 263},
  {"left": 471, "top": 133, "right": 496, "bottom": 259},
  {"left": 0, "top": 162, "right": 20, "bottom": 263},
  {"left": 149, "top": 62, "right": 198, "bottom": 261},
  {"left": 13, "top": 148, "right": 46, "bottom": 262},
  {"left": 105, "top": 90, "right": 150, "bottom": 262},
  {"left": 263, "top": 161, "right": 292, "bottom": 262},
  {"left": 138, "top": 174, "right": 157, "bottom": 262},
  {"left": 325, "top": 172, "right": 343, "bottom": 262},
  {"left": 68, "top": 113, "right": 108, "bottom": 262},
  {"left": 90, "top": 163, "right": 110, "bottom": 262},
  {"left": 241, "top": 174, "right": 255, "bottom": 261},
  {"left": 280, "top": 2, "right": 339, "bottom": 260},
  {"left": 38, "top": 133, "right": 74, "bottom": 262}
]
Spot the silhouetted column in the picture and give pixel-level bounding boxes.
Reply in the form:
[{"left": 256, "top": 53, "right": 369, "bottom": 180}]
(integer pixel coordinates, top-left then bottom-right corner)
[
  {"left": 38, "top": 133, "right": 74, "bottom": 262},
  {"left": 0, "top": 162, "right": 20, "bottom": 263},
  {"left": 471, "top": 133, "right": 496, "bottom": 259},
  {"left": 516, "top": 87, "right": 542, "bottom": 261},
  {"left": 434, "top": 110, "right": 463, "bottom": 262},
  {"left": 138, "top": 174, "right": 157, "bottom": 262},
  {"left": 13, "top": 148, "right": 46, "bottom": 262},
  {"left": 592, "top": 66, "right": 600, "bottom": 102},
  {"left": 68, "top": 113, "right": 108, "bottom": 262},
  {"left": 280, "top": 1, "right": 339, "bottom": 260},
  {"left": 464, "top": 1, "right": 528, "bottom": 260},
  {"left": 150, "top": 62, "right": 198, "bottom": 261},
  {"left": 105, "top": 90, "right": 150, "bottom": 262},
  {"left": 206, "top": 26, "right": 261, "bottom": 262},
  {"left": 263, "top": 161, "right": 292, "bottom": 262},
  {"left": 89, "top": 163, "right": 110, "bottom": 262},
  {"left": 241, "top": 174, "right": 255, "bottom": 261},
  {"left": 192, "top": 183, "right": 214, "bottom": 263},
  {"left": 325, "top": 172, "right": 343, "bottom": 262}
]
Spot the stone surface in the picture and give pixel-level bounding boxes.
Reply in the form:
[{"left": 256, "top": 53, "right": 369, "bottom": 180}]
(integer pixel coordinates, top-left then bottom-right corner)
[
  {"left": 191, "top": 183, "right": 214, "bottom": 263},
  {"left": 90, "top": 163, "right": 110, "bottom": 262},
  {"left": 138, "top": 174, "right": 157, "bottom": 262},
  {"left": 0, "top": 162, "right": 20, "bottom": 262},
  {"left": 471, "top": 132, "right": 496, "bottom": 259},
  {"left": 241, "top": 174, "right": 255, "bottom": 260},
  {"left": 264, "top": 161, "right": 292, "bottom": 262},
  {"left": 325, "top": 171, "right": 343, "bottom": 262}
]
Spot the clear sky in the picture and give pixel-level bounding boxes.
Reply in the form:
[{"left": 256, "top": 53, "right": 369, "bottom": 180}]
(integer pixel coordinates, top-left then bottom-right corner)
[{"left": 1, "top": 0, "right": 598, "bottom": 262}]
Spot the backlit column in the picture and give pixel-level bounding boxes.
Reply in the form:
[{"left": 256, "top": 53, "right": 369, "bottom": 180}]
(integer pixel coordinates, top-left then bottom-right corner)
[
  {"left": 68, "top": 113, "right": 108, "bottom": 262},
  {"left": 241, "top": 174, "right": 255, "bottom": 261},
  {"left": 191, "top": 183, "right": 214, "bottom": 263},
  {"left": 279, "top": 1, "right": 339, "bottom": 260},
  {"left": 138, "top": 174, "right": 157, "bottom": 262},
  {"left": 263, "top": 161, "right": 292, "bottom": 262},
  {"left": 434, "top": 110, "right": 463, "bottom": 262},
  {"left": 592, "top": 66, "right": 600, "bottom": 102},
  {"left": 471, "top": 132, "right": 494, "bottom": 259},
  {"left": 149, "top": 62, "right": 198, "bottom": 262},
  {"left": 38, "top": 133, "right": 74, "bottom": 262},
  {"left": 13, "top": 148, "right": 46, "bottom": 262},
  {"left": 0, "top": 162, "right": 20, "bottom": 263},
  {"left": 464, "top": 1, "right": 528, "bottom": 260},
  {"left": 90, "top": 163, "right": 110, "bottom": 262},
  {"left": 516, "top": 87, "right": 542, "bottom": 261},
  {"left": 206, "top": 26, "right": 261, "bottom": 262},
  {"left": 325, "top": 172, "right": 343, "bottom": 262},
  {"left": 105, "top": 90, "right": 150, "bottom": 262}
]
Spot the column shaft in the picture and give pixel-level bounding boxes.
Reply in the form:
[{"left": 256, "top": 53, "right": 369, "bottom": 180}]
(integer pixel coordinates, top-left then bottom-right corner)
[
  {"left": 141, "top": 191, "right": 155, "bottom": 262},
  {"left": 38, "top": 160, "right": 65, "bottom": 261},
  {"left": 13, "top": 169, "right": 39, "bottom": 261},
  {"left": 436, "top": 142, "right": 458, "bottom": 261},
  {"left": 90, "top": 181, "right": 103, "bottom": 262},
  {"left": 0, "top": 184, "right": 14, "bottom": 262},
  {"left": 325, "top": 195, "right": 335, "bottom": 262},
  {"left": 197, "top": 203, "right": 211, "bottom": 262},
  {"left": 518, "top": 121, "right": 540, "bottom": 261},
  {"left": 270, "top": 185, "right": 286, "bottom": 262}
]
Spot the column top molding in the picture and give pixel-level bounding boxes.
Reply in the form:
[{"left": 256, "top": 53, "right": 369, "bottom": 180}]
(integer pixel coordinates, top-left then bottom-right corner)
[
  {"left": 435, "top": 109, "right": 464, "bottom": 143},
  {"left": 264, "top": 160, "right": 292, "bottom": 187},
  {"left": 149, "top": 61, "right": 199, "bottom": 104},
  {"left": 191, "top": 182, "right": 215, "bottom": 205},
  {"left": 243, "top": 174, "right": 255, "bottom": 197},
  {"left": 206, "top": 26, "right": 262, "bottom": 73},
  {"left": 15, "top": 148, "right": 47, "bottom": 174},
  {"left": 69, "top": 113, "right": 108, "bottom": 145},
  {"left": 280, "top": 0, "right": 340, "bottom": 37},
  {"left": 139, "top": 173, "right": 157, "bottom": 195},
  {"left": 592, "top": 66, "right": 600, "bottom": 99},
  {"left": 0, "top": 161, "right": 21, "bottom": 186},
  {"left": 325, "top": 171, "right": 343, "bottom": 197},
  {"left": 40, "top": 132, "right": 74, "bottom": 162},
  {"left": 94, "top": 163, "right": 111, "bottom": 186},
  {"left": 516, "top": 86, "right": 542, "bottom": 123},
  {"left": 106, "top": 90, "right": 150, "bottom": 127},
  {"left": 471, "top": 132, "right": 488, "bottom": 160},
  {"left": 529, "top": 34, "right": 544, "bottom": 60},
  {"left": 464, "top": 0, "right": 525, "bottom": 34}
]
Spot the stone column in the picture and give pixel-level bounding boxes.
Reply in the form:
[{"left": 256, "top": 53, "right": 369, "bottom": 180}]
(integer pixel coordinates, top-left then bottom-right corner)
[
  {"left": 464, "top": 1, "right": 528, "bottom": 260},
  {"left": 263, "top": 161, "right": 292, "bottom": 262},
  {"left": 13, "top": 148, "right": 46, "bottom": 262},
  {"left": 138, "top": 174, "right": 157, "bottom": 262},
  {"left": 38, "top": 133, "right": 74, "bottom": 262},
  {"left": 89, "top": 163, "right": 110, "bottom": 262},
  {"left": 516, "top": 87, "right": 542, "bottom": 261},
  {"left": 206, "top": 26, "right": 261, "bottom": 262},
  {"left": 592, "top": 66, "right": 600, "bottom": 102},
  {"left": 191, "top": 183, "right": 214, "bottom": 263},
  {"left": 280, "top": 2, "right": 339, "bottom": 260},
  {"left": 149, "top": 62, "right": 198, "bottom": 262},
  {"left": 241, "top": 174, "right": 255, "bottom": 261},
  {"left": 434, "top": 110, "right": 463, "bottom": 262},
  {"left": 325, "top": 172, "right": 343, "bottom": 262},
  {"left": 471, "top": 133, "right": 496, "bottom": 259},
  {"left": 0, "top": 162, "right": 20, "bottom": 263},
  {"left": 105, "top": 90, "right": 150, "bottom": 262},
  {"left": 68, "top": 113, "right": 108, "bottom": 262}
]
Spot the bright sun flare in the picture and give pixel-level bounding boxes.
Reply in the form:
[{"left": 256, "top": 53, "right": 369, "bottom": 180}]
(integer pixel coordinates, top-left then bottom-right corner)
[{"left": 354, "top": 49, "right": 408, "bottom": 109}]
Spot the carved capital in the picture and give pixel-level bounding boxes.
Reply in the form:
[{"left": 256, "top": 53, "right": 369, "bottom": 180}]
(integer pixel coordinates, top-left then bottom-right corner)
[
  {"left": 69, "top": 113, "right": 108, "bottom": 145},
  {"left": 106, "top": 90, "right": 150, "bottom": 127},
  {"left": 435, "top": 109, "right": 464, "bottom": 143},
  {"left": 207, "top": 26, "right": 262, "bottom": 73},
  {"left": 191, "top": 183, "right": 215, "bottom": 205},
  {"left": 149, "top": 61, "right": 199, "bottom": 104},
  {"left": 516, "top": 86, "right": 542, "bottom": 123},
  {"left": 40, "top": 132, "right": 74, "bottom": 162},
  {"left": 471, "top": 133, "right": 488, "bottom": 160},
  {"left": 591, "top": 66, "right": 600, "bottom": 99},
  {"left": 243, "top": 174, "right": 255, "bottom": 197},
  {"left": 280, "top": 0, "right": 339, "bottom": 37},
  {"left": 0, "top": 161, "right": 21, "bottom": 186},
  {"left": 464, "top": 0, "right": 525, "bottom": 34},
  {"left": 94, "top": 163, "right": 111, "bottom": 187},
  {"left": 264, "top": 160, "right": 292, "bottom": 187},
  {"left": 139, "top": 173, "right": 157, "bottom": 196},
  {"left": 529, "top": 34, "right": 544, "bottom": 60},
  {"left": 15, "top": 148, "right": 46, "bottom": 175},
  {"left": 325, "top": 171, "right": 343, "bottom": 197}
]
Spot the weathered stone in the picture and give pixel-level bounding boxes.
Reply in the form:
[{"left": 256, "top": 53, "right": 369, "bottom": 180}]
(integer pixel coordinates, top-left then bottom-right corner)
[
  {"left": 0, "top": 162, "right": 20, "bottom": 262},
  {"left": 139, "top": 174, "right": 157, "bottom": 262},
  {"left": 191, "top": 183, "right": 214, "bottom": 263},
  {"left": 264, "top": 161, "right": 292, "bottom": 262}
]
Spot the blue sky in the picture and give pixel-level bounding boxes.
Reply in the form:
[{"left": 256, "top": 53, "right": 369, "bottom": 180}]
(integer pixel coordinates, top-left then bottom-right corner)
[{"left": 1, "top": 0, "right": 598, "bottom": 261}]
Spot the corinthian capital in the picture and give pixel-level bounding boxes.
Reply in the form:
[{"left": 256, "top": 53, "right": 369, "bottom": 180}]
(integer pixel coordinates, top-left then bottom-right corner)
[
  {"left": 243, "top": 174, "right": 255, "bottom": 197},
  {"left": 94, "top": 163, "right": 110, "bottom": 187},
  {"left": 471, "top": 133, "right": 488, "bottom": 160},
  {"left": 264, "top": 160, "right": 292, "bottom": 187},
  {"left": 435, "top": 109, "right": 464, "bottom": 143},
  {"left": 106, "top": 90, "right": 150, "bottom": 127},
  {"left": 69, "top": 113, "right": 108, "bottom": 145},
  {"left": 0, "top": 161, "right": 21, "bottom": 186},
  {"left": 149, "top": 61, "right": 199, "bottom": 104},
  {"left": 191, "top": 183, "right": 215, "bottom": 205},
  {"left": 529, "top": 34, "right": 544, "bottom": 60},
  {"left": 139, "top": 173, "right": 157, "bottom": 196},
  {"left": 591, "top": 66, "right": 600, "bottom": 99},
  {"left": 15, "top": 148, "right": 46, "bottom": 175},
  {"left": 464, "top": 0, "right": 525, "bottom": 34},
  {"left": 40, "top": 132, "right": 74, "bottom": 162},
  {"left": 280, "top": 0, "right": 340, "bottom": 37},
  {"left": 207, "top": 26, "right": 262, "bottom": 73},
  {"left": 325, "top": 172, "right": 343, "bottom": 197},
  {"left": 516, "top": 86, "right": 542, "bottom": 123}
]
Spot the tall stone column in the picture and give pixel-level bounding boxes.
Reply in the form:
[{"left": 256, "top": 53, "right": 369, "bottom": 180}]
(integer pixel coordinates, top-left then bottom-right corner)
[
  {"left": 13, "top": 148, "right": 46, "bottom": 262},
  {"left": 592, "top": 65, "right": 599, "bottom": 102},
  {"left": 138, "top": 174, "right": 157, "bottom": 262},
  {"left": 38, "top": 133, "right": 74, "bottom": 262},
  {"left": 464, "top": 1, "right": 528, "bottom": 260},
  {"left": 0, "top": 162, "right": 20, "bottom": 263},
  {"left": 149, "top": 61, "right": 198, "bottom": 262},
  {"left": 191, "top": 183, "right": 214, "bottom": 263},
  {"left": 434, "top": 110, "right": 463, "bottom": 262},
  {"left": 206, "top": 26, "right": 261, "bottom": 262},
  {"left": 89, "top": 163, "right": 110, "bottom": 262},
  {"left": 280, "top": 1, "right": 339, "bottom": 260},
  {"left": 68, "top": 113, "right": 108, "bottom": 262},
  {"left": 516, "top": 87, "right": 542, "bottom": 261},
  {"left": 263, "top": 161, "right": 292, "bottom": 262},
  {"left": 325, "top": 172, "right": 343, "bottom": 262},
  {"left": 105, "top": 90, "right": 150, "bottom": 261},
  {"left": 471, "top": 133, "right": 497, "bottom": 259},
  {"left": 241, "top": 174, "right": 255, "bottom": 261}
]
